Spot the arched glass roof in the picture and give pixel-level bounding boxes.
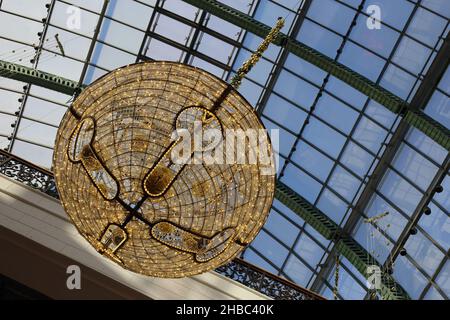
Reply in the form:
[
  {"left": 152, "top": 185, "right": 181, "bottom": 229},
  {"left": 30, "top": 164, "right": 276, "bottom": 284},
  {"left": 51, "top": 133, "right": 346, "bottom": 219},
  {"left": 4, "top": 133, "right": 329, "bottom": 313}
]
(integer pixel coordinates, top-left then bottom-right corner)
[{"left": 0, "top": 0, "right": 448, "bottom": 300}]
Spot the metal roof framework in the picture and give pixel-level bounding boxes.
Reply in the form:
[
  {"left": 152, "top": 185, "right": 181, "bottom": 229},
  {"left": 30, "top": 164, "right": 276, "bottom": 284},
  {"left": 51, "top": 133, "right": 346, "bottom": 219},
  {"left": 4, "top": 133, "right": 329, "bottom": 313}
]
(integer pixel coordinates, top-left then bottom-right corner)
[{"left": 0, "top": 0, "right": 448, "bottom": 300}]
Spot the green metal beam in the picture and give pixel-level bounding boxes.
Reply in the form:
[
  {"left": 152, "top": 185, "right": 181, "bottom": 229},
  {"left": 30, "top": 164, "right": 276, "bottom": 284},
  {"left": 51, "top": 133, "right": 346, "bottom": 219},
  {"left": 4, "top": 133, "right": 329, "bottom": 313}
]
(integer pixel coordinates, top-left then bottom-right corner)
[
  {"left": 181, "top": 0, "right": 450, "bottom": 150},
  {"left": 0, "top": 60, "right": 83, "bottom": 96},
  {"left": 405, "top": 110, "right": 450, "bottom": 150},
  {"left": 276, "top": 182, "right": 410, "bottom": 300}
]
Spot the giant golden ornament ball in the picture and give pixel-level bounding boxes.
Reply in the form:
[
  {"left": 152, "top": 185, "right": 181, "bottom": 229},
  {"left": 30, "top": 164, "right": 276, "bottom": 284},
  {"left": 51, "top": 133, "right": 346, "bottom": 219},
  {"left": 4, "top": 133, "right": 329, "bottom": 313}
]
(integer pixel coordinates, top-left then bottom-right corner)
[{"left": 53, "top": 61, "right": 275, "bottom": 278}]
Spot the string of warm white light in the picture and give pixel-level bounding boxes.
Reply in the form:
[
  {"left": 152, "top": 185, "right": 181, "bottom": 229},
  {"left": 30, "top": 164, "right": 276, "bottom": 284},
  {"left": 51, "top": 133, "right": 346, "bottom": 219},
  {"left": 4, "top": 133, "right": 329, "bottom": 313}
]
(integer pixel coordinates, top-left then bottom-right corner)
[{"left": 53, "top": 18, "right": 284, "bottom": 278}]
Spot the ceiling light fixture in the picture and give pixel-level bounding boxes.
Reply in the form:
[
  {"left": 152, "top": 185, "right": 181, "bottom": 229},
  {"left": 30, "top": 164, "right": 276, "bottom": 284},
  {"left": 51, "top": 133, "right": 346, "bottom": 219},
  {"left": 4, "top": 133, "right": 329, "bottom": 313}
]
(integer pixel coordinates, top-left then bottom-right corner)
[{"left": 53, "top": 19, "right": 284, "bottom": 278}]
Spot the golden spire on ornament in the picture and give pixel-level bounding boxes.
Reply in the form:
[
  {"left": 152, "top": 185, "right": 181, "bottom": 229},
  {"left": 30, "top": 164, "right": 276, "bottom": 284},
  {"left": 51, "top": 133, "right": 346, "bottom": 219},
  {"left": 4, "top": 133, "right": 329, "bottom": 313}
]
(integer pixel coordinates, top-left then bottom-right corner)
[{"left": 230, "top": 17, "right": 285, "bottom": 89}]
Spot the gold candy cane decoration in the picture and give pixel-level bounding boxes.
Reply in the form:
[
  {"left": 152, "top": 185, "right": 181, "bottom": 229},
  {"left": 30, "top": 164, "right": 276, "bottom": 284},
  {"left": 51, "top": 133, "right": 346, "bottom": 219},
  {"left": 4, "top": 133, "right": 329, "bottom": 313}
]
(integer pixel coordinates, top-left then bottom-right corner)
[{"left": 230, "top": 18, "right": 285, "bottom": 89}]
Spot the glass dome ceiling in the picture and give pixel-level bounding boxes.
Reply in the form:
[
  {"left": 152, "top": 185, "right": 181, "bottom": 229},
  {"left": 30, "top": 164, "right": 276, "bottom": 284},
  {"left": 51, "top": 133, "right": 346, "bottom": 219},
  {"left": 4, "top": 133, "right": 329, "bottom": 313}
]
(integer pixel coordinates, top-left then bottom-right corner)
[{"left": 0, "top": 0, "right": 448, "bottom": 300}]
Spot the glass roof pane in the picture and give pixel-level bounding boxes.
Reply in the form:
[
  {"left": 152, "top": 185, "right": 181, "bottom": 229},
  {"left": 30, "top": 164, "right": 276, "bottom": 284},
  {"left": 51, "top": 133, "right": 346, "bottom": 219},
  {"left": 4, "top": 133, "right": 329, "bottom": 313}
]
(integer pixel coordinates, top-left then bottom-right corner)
[
  {"left": 379, "top": 169, "right": 423, "bottom": 216},
  {"left": 263, "top": 209, "right": 300, "bottom": 247},
  {"left": 108, "top": 0, "right": 153, "bottom": 29},
  {"left": 197, "top": 33, "right": 235, "bottom": 64},
  {"left": 274, "top": 69, "right": 320, "bottom": 108},
  {"left": 63, "top": 0, "right": 104, "bottom": 12},
  {"left": 0, "top": 114, "right": 15, "bottom": 136},
  {"left": 328, "top": 166, "right": 362, "bottom": 202},
  {"left": 305, "top": 224, "right": 331, "bottom": 248},
  {"left": 339, "top": 42, "right": 385, "bottom": 82},
  {"left": 365, "top": 194, "right": 408, "bottom": 241},
  {"left": 283, "top": 255, "right": 314, "bottom": 286},
  {"left": 296, "top": 20, "right": 342, "bottom": 58},
  {"left": 51, "top": 2, "right": 99, "bottom": 36},
  {"left": 421, "top": 0, "right": 450, "bottom": 18},
  {"left": 234, "top": 78, "right": 263, "bottom": 105},
  {"left": 316, "top": 188, "right": 348, "bottom": 224},
  {"left": 285, "top": 53, "right": 327, "bottom": 86},
  {"left": 101, "top": 19, "right": 144, "bottom": 53},
  {"left": 364, "top": 0, "right": 414, "bottom": 30},
  {"left": 153, "top": 15, "right": 192, "bottom": 45},
  {"left": 404, "top": 231, "right": 444, "bottom": 277},
  {"left": 425, "top": 90, "right": 450, "bottom": 129},
  {"left": 393, "top": 256, "right": 429, "bottom": 299},
  {"left": 254, "top": 0, "right": 296, "bottom": 30},
  {"left": 424, "top": 285, "right": 445, "bottom": 300},
  {"left": 302, "top": 118, "right": 346, "bottom": 158},
  {"left": 263, "top": 94, "right": 307, "bottom": 132},
  {"left": 364, "top": 100, "right": 397, "bottom": 129},
  {"left": 89, "top": 44, "right": 135, "bottom": 71},
  {"left": 21, "top": 97, "right": 66, "bottom": 127},
  {"left": 354, "top": 219, "right": 394, "bottom": 264},
  {"left": 340, "top": 142, "right": 374, "bottom": 178},
  {"left": 44, "top": 27, "right": 91, "bottom": 61},
  {"left": 273, "top": 199, "right": 305, "bottom": 227},
  {"left": 206, "top": 16, "right": 242, "bottom": 41},
  {"left": 11, "top": 140, "right": 53, "bottom": 169},
  {"left": 0, "top": 11, "right": 43, "bottom": 44},
  {"left": 291, "top": 141, "right": 334, "bottom": 182},
  {"left": 307, "top": 0, "right": 354, "bottom": 35},
  {"left": 435, "top": 260, "right": 450, "bottom": 297},
  {"left": 293, "top": 233, "right": 324, "bottom": 268},
  {"left": 281, "top": 164, "right": 322, "bottom": 203},
  {"left": 392, "top": 37, "right": 432, "bottom": 76},
  {"left": 145, "top": 38, "right": 183, "bottom": 61},
  {"left": 407, "top": 7, "right": 447, "bottom": 48},
  {"left": 38, "top": 54, "right": 84, "bottom": 81},
  {"left": 350, "top": 14, "right": 399, "bottom": 58},
  {"left": 0, "top": 90, "right": 22, "bottom": 114},
  {"left": 325, "top": 76, "right": 368, "bottom": 109},
  {"left": 2, "top": 0, "right": 48, "bottom": 19},
  {"left": 328, "top": 265, "right": 367, "bottom": 299},
  {"left": 191, "top": 57, "right": 225, "bottom": 78},
  {"left": 392, "top": 143, "right": 439, "bottom": 192},
  {"left": 16, "top": 118, "right": 57, "bottom": 148},
  {"left": 243, "top": 247, "right": 278, "bottom": 274},
  {"left": 405, "top": 128, "right": 447, "bottom": 165},
  {"left": 380, "top": 64, "right": 418, "bottom": 99},
  {"left": 162, "top": 0, "right": 199, "bottom": 19},
  {"left": 250, "top": 230, "right": 289, "bottom": 268},
  {"left": 261, "top": 117, "right": 296, "bottom": 156},
  {"left": 352, "top": 116, "right": 388, "bottom": 153},
  {"left": 314, "top": 93, "right": 359, "bottom": 134}
]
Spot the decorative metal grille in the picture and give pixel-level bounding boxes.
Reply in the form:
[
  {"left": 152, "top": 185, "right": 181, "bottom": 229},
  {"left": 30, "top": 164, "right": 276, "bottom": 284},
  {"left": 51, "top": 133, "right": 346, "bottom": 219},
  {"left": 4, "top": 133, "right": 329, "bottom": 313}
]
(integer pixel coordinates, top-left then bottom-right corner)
[{"left": 0, "top": 151, "right": 58, "bottom": 199}]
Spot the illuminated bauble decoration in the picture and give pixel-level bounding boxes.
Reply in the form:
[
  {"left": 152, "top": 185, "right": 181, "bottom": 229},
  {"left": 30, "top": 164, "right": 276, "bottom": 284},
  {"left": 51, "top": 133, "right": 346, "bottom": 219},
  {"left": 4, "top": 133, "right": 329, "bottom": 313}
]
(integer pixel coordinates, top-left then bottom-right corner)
[{"left": 53, "top": 61, "right": 275, "bottom": 278}]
